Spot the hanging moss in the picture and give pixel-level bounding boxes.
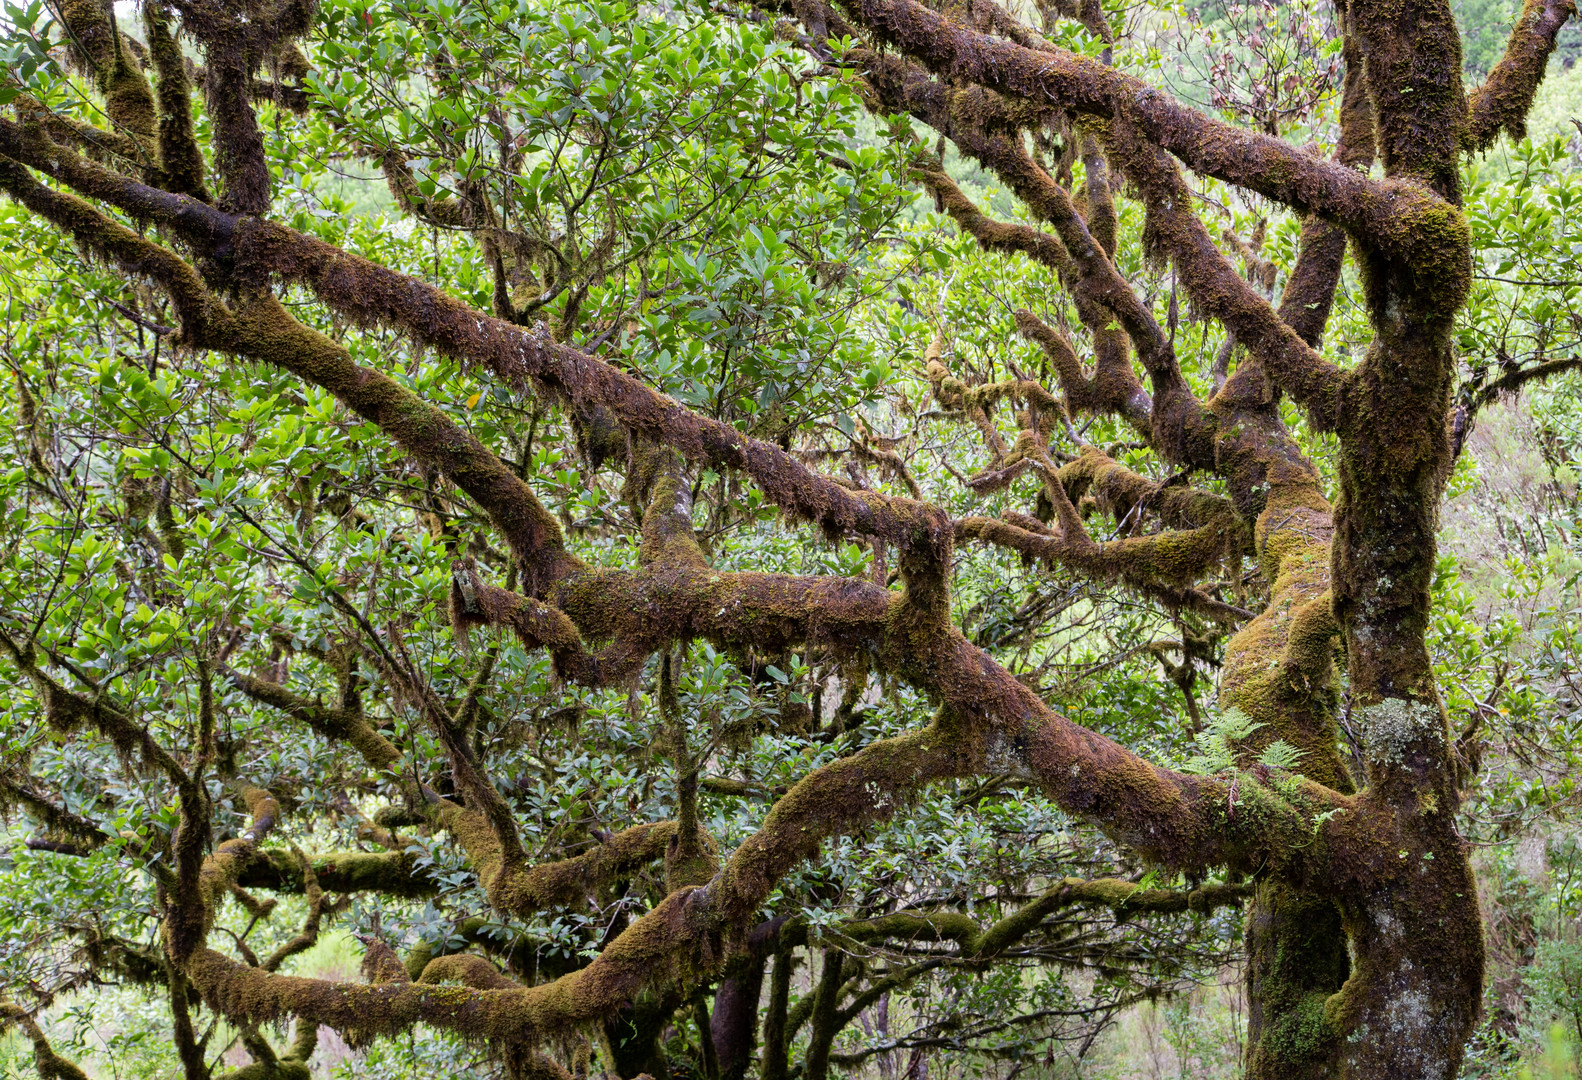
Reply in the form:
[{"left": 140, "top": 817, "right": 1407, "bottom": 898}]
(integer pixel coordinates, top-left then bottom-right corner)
[{"left": 3, "top": 0, "right": 1566, "bottom": 1056}]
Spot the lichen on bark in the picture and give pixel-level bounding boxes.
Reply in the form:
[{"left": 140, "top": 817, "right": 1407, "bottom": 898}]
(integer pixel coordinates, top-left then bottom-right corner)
[{"left": 0, "top": 0, "right": 1573, "bottom": 1068}]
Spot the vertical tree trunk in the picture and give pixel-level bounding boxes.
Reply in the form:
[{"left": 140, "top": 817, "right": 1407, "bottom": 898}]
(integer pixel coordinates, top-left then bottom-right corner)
[
  {"left": 1325, "top": 0, "right": 1487, "bottom": 1054},
  {"left": 804, "top": 948, "right": 846, "bottom": 1080},
  {"left": 712, "top": 947, "right": 772, "bottom": 1080},
  {"left": 760, "top": 945, "right": 795, "bottom": 1080},
  {"left": 1243, "top": 884, "right": 1349, "bottom": 1078},
  {"left": 601, "top": 991, "right": 680, "bottom": 1080}
]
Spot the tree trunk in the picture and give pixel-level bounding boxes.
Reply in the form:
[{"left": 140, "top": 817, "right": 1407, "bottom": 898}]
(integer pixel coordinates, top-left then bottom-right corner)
[
  {"left": 601, "top": 991, "right": 680, "bottom": 1080},
  {"left": 712, "top": 922, "right": 780, "bottom": 1080},
  {"left": 1243, "top": 884, "right": 1349, "bottom": 1078},
  {"left": 760, "top": 945, "right": 795, "bottom": 1080},
  {"left": 803, "top": 948, "right": 845, "bottom": 1080}
]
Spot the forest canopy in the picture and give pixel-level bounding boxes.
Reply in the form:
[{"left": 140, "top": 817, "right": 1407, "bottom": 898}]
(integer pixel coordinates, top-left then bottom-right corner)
[{"left": 1, "top": 0, "right": 1582, "bottom": 1075}]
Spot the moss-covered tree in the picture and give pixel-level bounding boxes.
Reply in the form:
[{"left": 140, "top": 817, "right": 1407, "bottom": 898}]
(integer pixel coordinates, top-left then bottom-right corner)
[{"left": 0, "top": 0, "right": 1576, "bottom": 1074}]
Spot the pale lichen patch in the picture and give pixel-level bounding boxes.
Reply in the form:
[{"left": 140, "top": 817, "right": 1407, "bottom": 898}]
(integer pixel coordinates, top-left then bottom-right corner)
[{"left": 1356, "top": 698, "right": 1443, "bottom": 766}]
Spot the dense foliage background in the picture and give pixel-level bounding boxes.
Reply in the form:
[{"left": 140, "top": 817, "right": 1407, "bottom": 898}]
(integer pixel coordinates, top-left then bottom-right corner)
[{"left": 1, "top": 0, "right": 1581, "bottom": 1075}]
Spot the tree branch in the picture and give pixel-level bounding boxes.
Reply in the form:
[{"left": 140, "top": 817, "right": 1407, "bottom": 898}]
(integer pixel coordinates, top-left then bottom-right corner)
[
  {"left": 1103, "top": 121, "right": 1345, "bottom": 428},
  {"left": 1274, "top": 35, "right": 1376, "bottom": 349},
  {"left": 0, "top": 121, "right": 952, "bottom": 568},
  {"left": 830, "top": 0, "right": 1456, "bottom": 259},
  {"left": 0, "top": 1001, "right": 92, "bottom": 1080},
  {"left": 1466, "top": 0, "right": 1578, "bottom": 150}
]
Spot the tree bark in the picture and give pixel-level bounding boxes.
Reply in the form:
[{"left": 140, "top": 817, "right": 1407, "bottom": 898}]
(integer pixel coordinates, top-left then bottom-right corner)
[{"left": 760, "top": 945, "right": 796, "bottom": 1080}]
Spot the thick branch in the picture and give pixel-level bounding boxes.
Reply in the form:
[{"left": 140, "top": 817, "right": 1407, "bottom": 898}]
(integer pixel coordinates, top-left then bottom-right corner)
[
  {"left": 832, "top": 0, "right": 1457, "bottom": 260},
  {"left": 0, "top": 122, "right": 951, "bottom": 567},
  {"left": 839, "top": 876, "right": 1249, "bottom": 954},
  {"left": 1466, "top": 0, "right": 1577, "bottom": 150},
  {"left": 0, "top": 144, "right": 580, "bottom": 593},
  {"left": 1016, "top": 309, "right": 1148, "bottom": 428},
  {"left": 234, "top": 848, "right": 436, "bottom": 899},
  {"left": 1348, "top": 0, "right": 1468, "bottom": 195},
  {"left": 1104, "top": 123, "right": 1345, "bottom": 428},
  {"left": 956, "top": 515, "right": 1248, "bottom": 621},
  {"left": 196, "top": 31, "right": 271, "bottom": 212},
  {"left": 225, "top": 669, "right": 401, "bottom": 772},
  {"left": 418, "top": 953, "right": 522, "bottom": 989}
]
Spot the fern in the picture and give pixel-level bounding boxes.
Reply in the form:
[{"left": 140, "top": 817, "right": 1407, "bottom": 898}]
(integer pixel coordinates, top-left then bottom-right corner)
[
  {"left": 1182, "top": 708, "right": 1265, "bottom": 775},
  {"left": 1257, "top": 739, "right": 1305, "bottom": 771},
  {"left": 1182, "top": 712, "right": 1308, "bottom": 783},
  {"left": 1215, "top": 707, "right": 1260, "bottom": 741}
]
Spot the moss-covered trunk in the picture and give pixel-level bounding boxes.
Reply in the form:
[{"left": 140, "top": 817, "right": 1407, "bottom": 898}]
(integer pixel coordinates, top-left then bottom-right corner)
[
  {"left": 1243, "top": 885, "right": 1349, "bottom": 1078},
  {"left": 601, "top": 993, "right": 680, "bottom": 1080},
  {"left": 1207, "top": 368, "right": 1353, "bottom": 1077},
  {"left": 1326, "top": 327, "right": 1483, "bottom": 1078},
  {"left": 1323, "top": 0, "right": 1484, "bottom": 1057}
]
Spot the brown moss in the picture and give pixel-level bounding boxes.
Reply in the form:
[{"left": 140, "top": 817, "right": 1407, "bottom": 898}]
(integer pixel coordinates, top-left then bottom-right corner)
[
  {"left": 144, "top": 0, "right": 212, "bottom": 202},
  {"left": 1019, "top": 694, "right": 1337, "bottom": 875},
  {"left": 911, "top": 154, "right": 1075, "bottom": 274},
  {"left": 573, "top": 403, "right": 629, "bottom": 473},
  {"left": 841, "top": 55, "right": 1214, "bottom": 465},
  {"left": 956, "top": 438, "right": 1253, "bottom": 619},
  {"left": 1466, "top": 0, "right": 1579, "bottom": 150},
  {"left": 1, "top": 82, "right": 1473, "bottom": 1079},
  {"left": 362, "top": 939, "right": 413, "bottom": 986},
  {"left": 0, "top": 1001, "right": 93, "bottom": 1080},
  {"left": 1332, "top": 335, "right": 1458, "bottom": 725},
  {"left": 1079, "top": 131, "right": 1119, "bottom": 256},
  {"left": 448, "top": 559, "right": 610, "bottom": 683},
  {"left": 228, "top": 221, "right": 951, "bottom": 568},
  {"left": 181, "top": 728, "right": 971, "bottom": 1050},
  {"left": 226, "top": 293, "right": 581, "bottom": 595},
  {"left": 226, "top": 668, "right": 402, "bottom": 772},
  {"left": 1274, "top": 216, "right": 1350, "bottom": 350},
  {"left": 958, "top": 513, "right": 1238, "bottom": 590},
  {"left": 1060, "top": 446, "right": 1234, "bottom": 530}
]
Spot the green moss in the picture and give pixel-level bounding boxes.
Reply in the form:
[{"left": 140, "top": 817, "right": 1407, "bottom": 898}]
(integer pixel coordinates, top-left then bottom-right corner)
[{"left": 1264, "top": 991, "right": 1337, "bottom": 1060}]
